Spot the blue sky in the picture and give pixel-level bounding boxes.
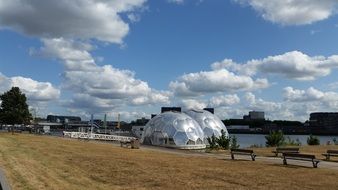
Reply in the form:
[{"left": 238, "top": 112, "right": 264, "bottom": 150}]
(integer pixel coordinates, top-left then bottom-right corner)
[{"left": 1, "top": 0, "right": 338, "bottom": 121}]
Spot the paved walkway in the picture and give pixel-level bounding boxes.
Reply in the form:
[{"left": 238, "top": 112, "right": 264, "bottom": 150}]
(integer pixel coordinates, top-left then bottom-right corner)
[{"left": 0, "top": 168, "right": 11, "bottom": 190}]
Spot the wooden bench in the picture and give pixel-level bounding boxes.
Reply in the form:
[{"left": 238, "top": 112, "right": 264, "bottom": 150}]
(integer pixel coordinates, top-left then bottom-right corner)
[
  {"left": 322, "top": 150, "right": 338, "bottom": 160},
  {"left": 282, "top": 153, "right": 320, "bottom": 168},
  {"left": 120, "top": 141, "right": 132, "bottom": 148},
  {"left": 231, "top": 148, "right": 256, "bottom": 161},
  {"left": 272, "top": 147, "right": 299, "bottom": 157}
]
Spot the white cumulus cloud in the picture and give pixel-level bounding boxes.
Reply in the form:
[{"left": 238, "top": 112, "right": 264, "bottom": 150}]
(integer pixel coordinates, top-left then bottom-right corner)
[
  {"left": 244, "top": 92, "right": 281, "bottom": 112},
  {"left": 167, "top": 0, "right": 185, "bottom": 4},
  {"left": 212, "top": 51, "right": 338, "bottom": 81},
  {"left": 208, "top": 94, "right": 240, "bottom": 108},
  {"left": 178, "top": 99, "right": 207, "bottom": 110},
  {"left": 235, "top": 0, "right": 338, "bottom": 25},
  {"left": 35, "top": 38, "right": 171, "bottom": 112},
  {"left": 0, "top": 73, "right": 60, "bottom": 102},
  {"left": 283, "top": 87, "right": 338, "bottom": 105},
  {"left": 170, "top": 69, "right": 269, "bottom": 97},
  {"left": 0, "top": 0, "right": 146, "bottom": 43}
]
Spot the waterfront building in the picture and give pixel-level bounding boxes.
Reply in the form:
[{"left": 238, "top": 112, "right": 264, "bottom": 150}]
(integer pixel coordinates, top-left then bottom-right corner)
[
  {"left": 309, "top": 112, "right": 338, "bottom": 129},
  {"left": 46, "top": 115, "right": 81, "bottom": 123},
  {"left": 243, "top": 111, "right": 265, "bottom": 120}
]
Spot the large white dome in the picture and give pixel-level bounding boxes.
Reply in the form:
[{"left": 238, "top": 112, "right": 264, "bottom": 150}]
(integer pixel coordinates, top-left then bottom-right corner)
[
  {"left": 141, "top": 112, "right": 206, "bottom": 149},
  {"left": 184, "top": 109, "right": 228, "bottom": 138}
]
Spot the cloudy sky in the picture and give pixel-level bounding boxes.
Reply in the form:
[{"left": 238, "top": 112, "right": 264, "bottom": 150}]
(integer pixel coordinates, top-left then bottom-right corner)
[{"left": 1, "top": 0, "right": 338, "bottom": 121}]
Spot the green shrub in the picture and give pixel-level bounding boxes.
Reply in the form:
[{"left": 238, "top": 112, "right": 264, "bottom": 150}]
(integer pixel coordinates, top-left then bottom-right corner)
[
  {"left": 284, "top": 137, "right": 301, "bottom": 146},
  {"left": 249, "top": 144, "right": 263, "bottom": 148},
  {"left": 207, "top": 134, "right": 219, "bottom": 149},
  {"left": 230, "top": 135, "right": 240, "bottom": 149},
  {"left": 307, "top": 134, "right": 320, "bottom": 145},
  {"left": 216, "top": 129, "right": 230, "bottom": 150},
  {"left": 265, "top": 130, "right": 285, "bottom": 147}
]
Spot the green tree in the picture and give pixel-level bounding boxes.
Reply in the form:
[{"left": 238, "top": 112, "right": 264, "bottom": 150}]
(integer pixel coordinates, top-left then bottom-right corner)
[
  {"left": 216, "top": 129, "right": 230, "bottom": 150},
  {"left": 230, "top": 135, "right": 240, "bottom": 149},
  {"left": 0, "top": 87, "right": 32, "bottom": 125},
  {"left": 207, "top": 134, "right": 219, "bottom": 149},
  {"left": 265, "top": 130, "right": 285, "bottom": 147}
]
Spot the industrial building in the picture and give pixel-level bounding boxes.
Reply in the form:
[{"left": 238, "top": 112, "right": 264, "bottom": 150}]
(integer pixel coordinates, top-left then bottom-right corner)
[
  {"left": 243, "top": 111, "right": 265, "bottom": 120},
  {"left": 309, "top": 112, "right": 338, "bottom": 129}
]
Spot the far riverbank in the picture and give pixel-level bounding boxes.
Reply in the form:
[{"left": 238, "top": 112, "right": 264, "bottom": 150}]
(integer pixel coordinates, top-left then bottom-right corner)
[{"left": 232, "top": 133, "right": 338, "bottom": 148}]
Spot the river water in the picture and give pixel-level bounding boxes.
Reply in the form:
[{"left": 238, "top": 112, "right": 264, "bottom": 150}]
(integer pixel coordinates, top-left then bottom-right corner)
[{"left": 231, "top": 134, "right": 338, "bottom": 148}]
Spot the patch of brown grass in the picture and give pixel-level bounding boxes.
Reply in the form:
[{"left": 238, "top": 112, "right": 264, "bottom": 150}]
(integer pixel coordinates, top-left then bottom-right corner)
[{"left": 0, "top": 133, "right": 337, "bottom": 189}]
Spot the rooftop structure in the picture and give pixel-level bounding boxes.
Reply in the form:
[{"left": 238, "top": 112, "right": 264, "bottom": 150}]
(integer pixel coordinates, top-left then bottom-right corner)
[
  {"left": 47, "top": 115, "right": 81, "bottom": 123},
  {"left": 161, "top": 107, "right": 182, "bottom": 113},
  {"left": 243, "top": 111, "right": 265, "bottom": 120}
]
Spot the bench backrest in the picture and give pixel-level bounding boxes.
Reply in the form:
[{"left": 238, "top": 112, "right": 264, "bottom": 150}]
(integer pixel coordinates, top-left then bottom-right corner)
[
  {"left": 283, "top": 153, "right": 315, "bottom": 159},
  {"left": 276, "top": 147, "right": 299, "bottom": 152},
  {"left": 327, "top": 150, "right": 338, "bottom": 154},
  {"left": 231, "top": 148, "right": 253, "bottom": 153}
]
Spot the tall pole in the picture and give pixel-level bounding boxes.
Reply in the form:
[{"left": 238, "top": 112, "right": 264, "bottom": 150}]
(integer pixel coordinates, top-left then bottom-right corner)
[
  {"left": 103, "top": 114, "right": 107, "bottom": 134},
  {"left": 90, "top": 114, "right": 94, "bottom": 136}
]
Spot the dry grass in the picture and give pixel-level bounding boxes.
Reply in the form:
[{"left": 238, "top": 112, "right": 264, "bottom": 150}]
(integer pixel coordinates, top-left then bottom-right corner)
[{"left": 0, "top": 133, "right": 337, "bottom": 190}]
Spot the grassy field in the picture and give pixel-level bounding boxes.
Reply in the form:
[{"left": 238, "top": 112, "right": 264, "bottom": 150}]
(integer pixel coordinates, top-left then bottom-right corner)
[{"left": 0, "top": 133, "right": 337, "bottom": 190}]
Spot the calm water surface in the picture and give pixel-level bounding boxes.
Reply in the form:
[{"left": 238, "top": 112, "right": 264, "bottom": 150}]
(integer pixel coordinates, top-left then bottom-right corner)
[{"left": 231, "top": 134, "right": 338, "bottom": 148}]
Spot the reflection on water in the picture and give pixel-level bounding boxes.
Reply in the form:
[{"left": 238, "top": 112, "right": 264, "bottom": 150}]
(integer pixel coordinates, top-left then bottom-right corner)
[{"left": 231, "top": 134, "right": 338, "bottom": 148}]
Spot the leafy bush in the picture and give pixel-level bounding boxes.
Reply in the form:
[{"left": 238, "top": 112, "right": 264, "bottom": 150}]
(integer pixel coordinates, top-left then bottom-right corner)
[
  {"left": 307, "top": 134, "right": 320, "bottom": 145},
  {"left": 206, "top": 130, "right": 230, "bottom": 150},
  {"left": 216, "top": 129, "right": 230, "bottom": 150},
  {"left": 249, "top": 144, "right": 263, "bottom": 148},
  {"left": 265, "top": 130, "right": 285, "bottom": 147},
  {"left": 230, "top": 135, "right": 240, "bottom": 149},
  {"left": 284, "top": 137, "right": 301, "bottom": 146},
  {"left": 207, "top": 134, "right": 219, "bottom": 149}
]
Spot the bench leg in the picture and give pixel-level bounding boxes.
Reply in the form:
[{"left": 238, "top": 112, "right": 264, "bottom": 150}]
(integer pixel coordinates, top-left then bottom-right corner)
[
  {"left": 326, "top": 155, "right": 330, "bottom": 160},
  {"left": 231, "top": 153, "right": 234, "bottom": 160},
  {"left": 313, "top": 161, "right": 319, "bottom": 168},
  {"left": 283, "top": 157, "right": 287, "bottom": 165},
  {"left": 251, "top": 154, "right": 256, "bottom": 161}
]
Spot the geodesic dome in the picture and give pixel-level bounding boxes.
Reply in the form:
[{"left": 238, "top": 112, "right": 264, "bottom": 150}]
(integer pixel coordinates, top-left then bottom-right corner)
[
  {"left": 141, "top": 112, "right": 206, "bottom": 149},
  {"left": 184, "top": 109, "right": 228, "bottom": 139}
]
